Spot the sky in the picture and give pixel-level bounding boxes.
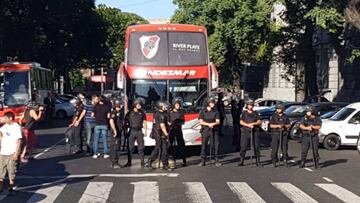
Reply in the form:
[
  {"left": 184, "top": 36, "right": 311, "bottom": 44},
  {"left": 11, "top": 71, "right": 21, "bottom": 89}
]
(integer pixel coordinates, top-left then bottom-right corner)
[{"left": 95, "top": 0, "right": 177, "bottom": 19}]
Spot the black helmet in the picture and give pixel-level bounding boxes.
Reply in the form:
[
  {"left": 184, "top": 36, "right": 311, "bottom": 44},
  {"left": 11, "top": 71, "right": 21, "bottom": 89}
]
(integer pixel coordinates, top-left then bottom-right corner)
[
  {"left": 172, "top": 97, "right": 183, "bottom": 106},
  {"left": 305, "top": 105, "right": 316, "bottom": 114},
  {"left": 156, "top": 100, "right": 170, "bottom": 111},
  {"left": 71, "top": 97, "right": 81, "bottom": 106},
  {"left": 206, "top": 96, "right": 217, "bottom": 106},
  {"left": 133, "top": 98, "right": 145, "bottom": 106},
  {"left": 113, "top": 98, "right": 124, "bottom": 108},
  {"left": 245, "top": 99, "right": 254, "bottom": 106},
  {"left": 275, "top": 103, "right": 285, "bottom": 110}
]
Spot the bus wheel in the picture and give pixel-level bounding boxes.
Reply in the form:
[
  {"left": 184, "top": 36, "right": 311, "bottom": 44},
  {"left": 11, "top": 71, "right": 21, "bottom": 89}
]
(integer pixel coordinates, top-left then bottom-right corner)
[{"left": 56, "top": 110, "right": 67, "bottom": 119}]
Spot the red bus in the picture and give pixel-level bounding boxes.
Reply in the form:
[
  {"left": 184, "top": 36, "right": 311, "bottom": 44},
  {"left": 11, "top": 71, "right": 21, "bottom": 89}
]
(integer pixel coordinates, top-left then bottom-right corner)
[
  {"left": 0, "top": 62, "right": 53, "bottom": 124},
  {"left": 117, "top": 24, "right": 219, "bottom": 146}
]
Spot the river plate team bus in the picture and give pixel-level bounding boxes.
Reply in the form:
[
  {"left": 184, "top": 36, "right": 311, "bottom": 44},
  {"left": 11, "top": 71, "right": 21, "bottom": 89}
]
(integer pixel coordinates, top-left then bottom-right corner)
[
  {"left": 117, "top": 24, "right": 219, "bottom": 146},
  {"left": 0, "top": 62, "right": 52, "bottom": 124}
]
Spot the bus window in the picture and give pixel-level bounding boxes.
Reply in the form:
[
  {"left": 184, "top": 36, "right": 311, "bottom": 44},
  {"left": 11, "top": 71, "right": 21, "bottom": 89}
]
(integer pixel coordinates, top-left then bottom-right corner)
[
  {"left": 130, "top": 79, "right": 167, "bottom": 112},
  {"left": 0, "top": 71, "right": 30, "bottom": 106}
]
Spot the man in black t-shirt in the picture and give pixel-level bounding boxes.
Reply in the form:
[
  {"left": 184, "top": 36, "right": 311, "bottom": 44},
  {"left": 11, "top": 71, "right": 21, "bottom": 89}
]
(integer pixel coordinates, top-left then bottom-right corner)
[
  {"left": 109, "top": 98, "right": 125, "bottom": 168},
  {"left": 91, "top": 96, "right": 111, "bottom": 159},
  {"left": 269, "top": 104, "right": 291, "bottom": 167},
  {"left": 239, "top": 99, "right": 262, "bottom": 167},
  {"left": 198, "top": 96, "right": 221, "bottom": 167},
  {"left": 299, "top": 106, "right": 322, "bottom": 169},
  {"left": 146, "top": 101, "right": 172, "bottom": 171},
  {"left": 124, "top": 98, "right": 147, "bottom": 167}
]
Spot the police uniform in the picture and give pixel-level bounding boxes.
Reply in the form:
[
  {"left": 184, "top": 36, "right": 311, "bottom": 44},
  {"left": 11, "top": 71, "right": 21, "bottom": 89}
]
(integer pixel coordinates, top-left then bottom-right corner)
[
  {"left": 125, "top": 109, "right": 146, "bottom": 166},
  {"left": 169, "top": 109, "right": 186, "bottom": 165},
  {"left": 199, "top": 108, "right": 220, "bottom": 163},
  {"left": 239, "top": 110, "right": 261, "bottom": 166},
  {"left": 109, "top": 108, "right": 124, "bottom": 166},
  {"left": 299, "top": 115, "right": 322, "bottom": 168},
  {"left": 148, "top": 111, "right": 170, "bottom": 168},
  {"left": 72, "top": 104, "right": 84, "bottom": 152},
  {"left": 269, "top": 113, "right": 290, "bottom": 165}
]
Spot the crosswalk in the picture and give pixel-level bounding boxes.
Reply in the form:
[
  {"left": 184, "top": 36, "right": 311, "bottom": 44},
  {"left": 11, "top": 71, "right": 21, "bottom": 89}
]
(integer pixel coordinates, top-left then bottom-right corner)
[{"left": 3, "top": 180, "right": 360, "bottom": 203}]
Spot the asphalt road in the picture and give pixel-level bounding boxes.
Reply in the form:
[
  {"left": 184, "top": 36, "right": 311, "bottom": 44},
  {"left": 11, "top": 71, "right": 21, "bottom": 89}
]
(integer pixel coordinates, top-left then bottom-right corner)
[{"left": 1, "top": 117, "right": 360, "bottom": 203}]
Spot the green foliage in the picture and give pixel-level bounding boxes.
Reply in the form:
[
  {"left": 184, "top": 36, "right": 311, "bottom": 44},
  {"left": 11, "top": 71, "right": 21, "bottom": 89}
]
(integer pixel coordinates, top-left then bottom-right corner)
[
  {"left": 96, "top": 5, "right": 148, "bottom": 69},
  {"left": 172, "top": 0, "right": 277, "bottom": 85},
  {"left": 69, "top": 69, "right": 86, "bottom": 88},
  {"left": 349, "top": 49, "right": 360, "bottom": 64},
  {"left": 305, "top": 6, "right": 344, "bottom": 33}
]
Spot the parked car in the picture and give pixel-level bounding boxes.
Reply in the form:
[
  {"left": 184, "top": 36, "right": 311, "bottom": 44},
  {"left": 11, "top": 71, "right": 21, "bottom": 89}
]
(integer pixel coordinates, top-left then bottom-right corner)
[
  {"left": 259, "top": 102, "right": 307, "bottom": 131},
  {"left": 57, "top": 94, "right": 76, "bottom": 102},
  {"left": 357, "top": 132, "right": 360, "bottom": 153},
  {"left": 318, "top": 102, "right": 360, "bottom": 150},
  {"left": 253, "top": 98, "right": 285, "bottom": 111},
  {"left": 286, "top": 102, "right": 348, "bottom": 139},
  {"left": 303, "top": 90, "right": 331, "bottom": 103},
  {"left": 55, "top": 98, "right": 75, "bottom": 119}
]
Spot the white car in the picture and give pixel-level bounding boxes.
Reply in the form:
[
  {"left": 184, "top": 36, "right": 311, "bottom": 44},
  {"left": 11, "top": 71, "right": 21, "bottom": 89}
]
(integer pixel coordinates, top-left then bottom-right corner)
[
  {"left": 319, "top": 102, "right": 360, "bottom": 150},
  {"left": 253, "top": 98, "right": 285, "bottom": 111},
  {"left": 55, "top": 99, "right": 75, "bottom": 119}
]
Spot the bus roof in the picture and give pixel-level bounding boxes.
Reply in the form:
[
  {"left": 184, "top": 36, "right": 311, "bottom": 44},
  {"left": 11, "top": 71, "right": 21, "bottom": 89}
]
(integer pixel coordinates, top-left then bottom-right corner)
[
  {"left": 0, "top": 62, "right": 51, "bottom": 72},
  {"left": 126, "top": 24, "right": 207, "bottom": 33}
]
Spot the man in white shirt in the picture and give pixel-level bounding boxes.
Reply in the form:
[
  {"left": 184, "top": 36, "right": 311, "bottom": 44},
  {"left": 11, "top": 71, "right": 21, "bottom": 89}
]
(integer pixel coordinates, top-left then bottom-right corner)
[{"left": 0, "top": 112, "right": 22, "bottom": 194}]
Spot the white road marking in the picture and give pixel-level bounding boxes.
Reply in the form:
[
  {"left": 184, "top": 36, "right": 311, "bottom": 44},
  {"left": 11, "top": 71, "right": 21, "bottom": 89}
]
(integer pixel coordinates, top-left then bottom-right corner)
[
  {"left": 272, "top": 182, "right": 318, "bottom": 203},
  {"left": 227, "top": 182, "right": 266, "bottom": 203},
  {"left": 26, "top": 184, "right": 66, "bottom": 203},
  {"left": 34, "top": 138, "right": 65, "bottom": 159},
  {"left": 316, "top": 183, "right": 360, "bottom": 203},
  {"left": 15, "top": 173, "right": 179, "bottom": 180},
  {"left": 304, "top": 167, "right": 313, "bottom": 172},
  {"left": 79, "top": 182, "right": 113, "bottom": 203},
  {"left": 322, "top": 177, "right": 334, "bottom": 183},
  {"left": 184, "top": 182, "right": 213, "bottom": 203},
  {"left": 131, "top": 181, "right": 160, "bottom": 203}
]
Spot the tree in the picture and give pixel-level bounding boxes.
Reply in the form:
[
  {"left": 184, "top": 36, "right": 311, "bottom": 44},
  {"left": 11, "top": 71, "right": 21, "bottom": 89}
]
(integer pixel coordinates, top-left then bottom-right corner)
[
  {"left": 172, "top": 0, "right": 277, "bottom": 86},
  {"left": 96, "top": 5, "right": 148, "bottom": 69}
]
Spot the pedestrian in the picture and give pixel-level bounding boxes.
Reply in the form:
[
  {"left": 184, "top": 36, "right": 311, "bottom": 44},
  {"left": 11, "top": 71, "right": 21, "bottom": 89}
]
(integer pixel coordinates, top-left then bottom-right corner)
[
  {"left": 109, "top": 98, "right": 125, "bottom": 168},
  {"left": 19, "top": 102, "right": 44, "bottom": 163},
  {"left": 217, "top": 92, "right": 225, "bottom": 136},
  {"left": 146, "top": 101, "right": 172, "bottom": 171},
  {"left": 124, "top": 98, "right": 147, "bottom": 167},
  {"left": 92, "top": 95, "right": 111, "bottom": 159},
  {"left": 299, "top": 105, "right": 322, "bottom": 169},
  {"left": 43, "top": 91, "right": 55, "bottom": 125},
  {"left": 269, "top": 103, "right": 291, "bottom": 167},
  {"left": 0, "top": 112, "right": 22, "bottom": 195},
  {"left": 198, "top": 96, "right": 222, "bottom": 167},
  {"left": 239, "top": 99, "right": 262, "bottom": 167},
  {"left": 69, "top": 97, "right": 86, "bottom": 154},
  {"left": 168, "top": 97, "right": 187, "bottom": 167},
  {"left": 83, "top": 95, "right": 99, "bottom": 155}
]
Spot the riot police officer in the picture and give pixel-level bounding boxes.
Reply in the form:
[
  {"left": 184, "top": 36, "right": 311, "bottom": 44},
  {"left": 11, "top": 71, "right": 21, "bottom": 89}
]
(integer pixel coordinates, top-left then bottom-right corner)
[
  {"left": 239, "top": 99, "right": 262, "bottom": 167},
  {"left": 269, "top": 103, "right": 291, "bottom": 167},
  {"left": 169, "top": 97, "right": 187, "bottom": 167},
  {"left": 124, "top": 98, "right": 147, "bottom": 167},
  {"left": 146, "top": 101, "right": 171, "bottom": 171},
  {"left": 198, "top": 96, "right": 221, "bottom": 167},
  {"left": 109, "top": 98, "right": 125, "bottom": 168},
  {"left": 69, "top": 97, "right": 86, "bottom": 154},
  {"left": 299, "top": 105, "right": 322, "bottom": 169}
]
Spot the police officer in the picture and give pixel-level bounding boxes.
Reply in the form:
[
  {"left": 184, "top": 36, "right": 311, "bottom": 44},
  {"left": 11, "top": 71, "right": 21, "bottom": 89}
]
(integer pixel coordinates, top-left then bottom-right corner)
[
  {"left": 109, "top": 98, "right": 125, "bottom": 168},
  {"left": 198, "top": 96, "right": 221, "bottom": 167},
  {"left": 69, "top": 97, "right": 86, "bottom": 154},
  {"left": 146, "top": 101, "right": 172, "bottom": 171},
  {"left": 169, "top": 97, "right": 187, "bottom": 167},
  {"left": 239, "top": 99, "right": 262, "bottom": 167},
  {"left": 124, "top": 98, "right": 147, "bottom": 167},
  {"left": 299, "top": 105, "right": 322, "bottom": 169},
  {"left": 269, "top": 103, "right": 291, "bottom": 167}
]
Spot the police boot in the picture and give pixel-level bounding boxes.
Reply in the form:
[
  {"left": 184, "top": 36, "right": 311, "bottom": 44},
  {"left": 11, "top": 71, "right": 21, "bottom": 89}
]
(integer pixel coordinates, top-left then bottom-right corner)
[
  {"left": 272, "top": 160, "right": 277, "bottom": 168},
  {"left": 299, "top": 160, "right": 306, "bottom": 168},
  {"left": 215, "top": 158, "right": 222, "bottom": 167},
  {"left": 145, "top": 160, "right": 153, "bottom": 168},
  {"left": 123, "top": 161, "right": 132, "bottom": 167},
  {"left": 182, "top": 158, "right": 187, "bottom": 167},
  {"left": 256, "top": 157, "right": 263, "bottom": 167},
  {"left": 238, "top": 157, "right": 244, "bottom": 167},
  {"left": 198, "top": 159, "right": 206, "bottom": 167}
]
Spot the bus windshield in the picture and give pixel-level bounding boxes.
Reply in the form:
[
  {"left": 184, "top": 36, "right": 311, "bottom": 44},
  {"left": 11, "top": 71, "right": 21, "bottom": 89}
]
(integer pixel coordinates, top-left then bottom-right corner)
[
  {"left": 0, "top": 71, "right": 30, "bottom": 106},
  {"left": 129, "top": 79, "right": 207, "bottom": 113},
  {"left": 128, "top": 32, "right": 208, "bottom": 66}
]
